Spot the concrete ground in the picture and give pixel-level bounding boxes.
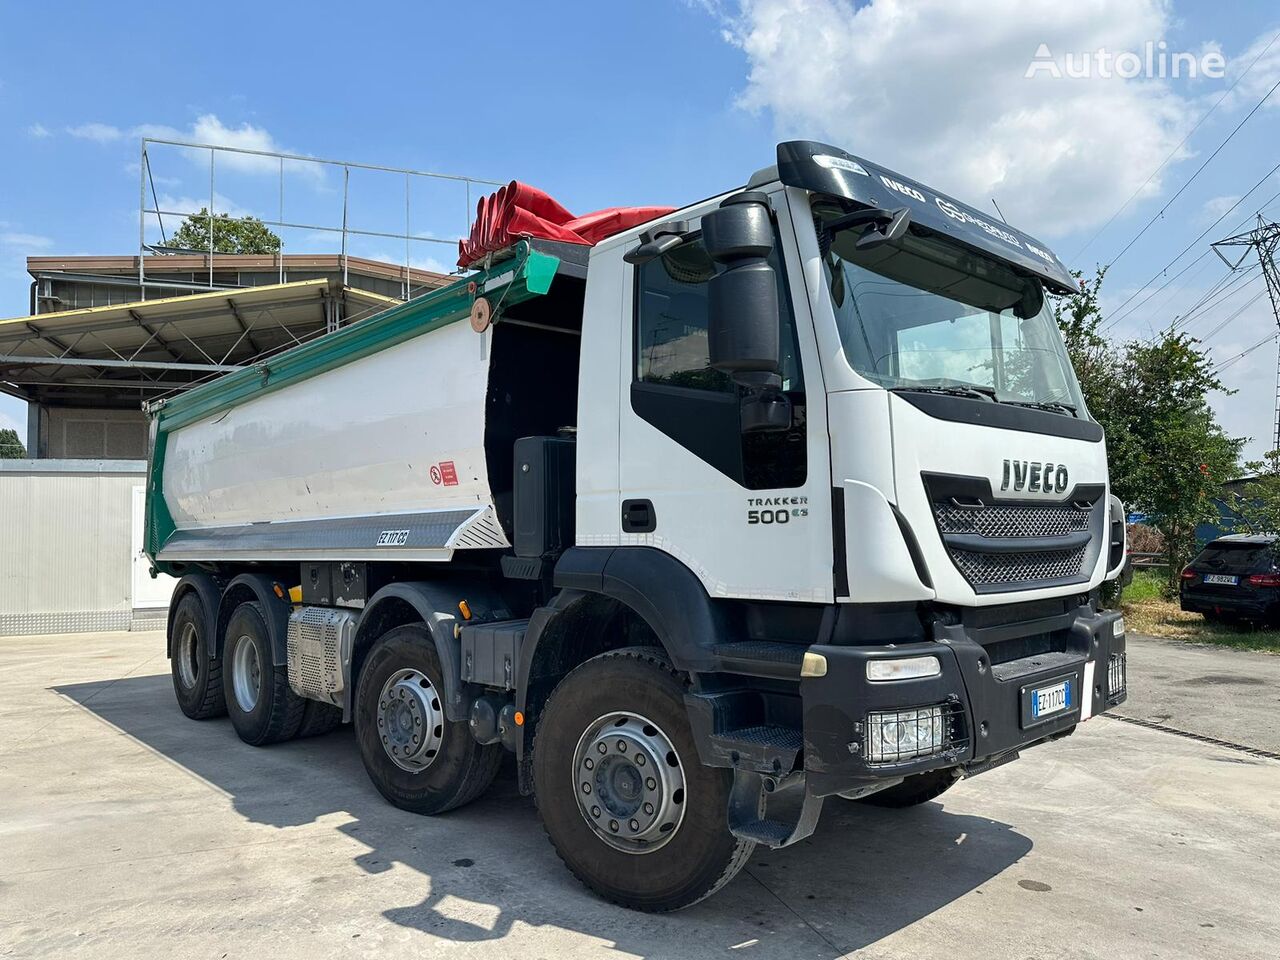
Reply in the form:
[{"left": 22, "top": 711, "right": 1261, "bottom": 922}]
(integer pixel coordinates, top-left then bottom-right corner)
[{"left": 1, "top": 630, "right": 1278, "bottom": 960}]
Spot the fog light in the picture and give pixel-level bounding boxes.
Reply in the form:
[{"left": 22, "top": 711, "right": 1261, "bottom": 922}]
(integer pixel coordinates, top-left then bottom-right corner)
[
  {"left": 1108, "top": 652, "right": 1127, "bottom": 701},
  {"left": 1113, "top": 616, "right": 1126, "bottom": 639},
  {"left": 866, "top": 656, "right": 942, "bottom": 682},
  {"left": 866, "top": 705, "right": 946, "bottom": 763}
]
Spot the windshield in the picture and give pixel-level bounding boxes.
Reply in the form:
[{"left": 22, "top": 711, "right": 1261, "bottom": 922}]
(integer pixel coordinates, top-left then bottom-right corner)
[{"left": 816, "top": 204, "right": 1087, "bottom": 414}]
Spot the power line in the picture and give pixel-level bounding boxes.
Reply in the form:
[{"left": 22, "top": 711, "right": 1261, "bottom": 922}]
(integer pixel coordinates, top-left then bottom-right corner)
[
  {"left": 1104, "top": 74, "right": 1280, "bottom": 270},
  {"left": 1068, "top": 28, "right": 1280, "bottom": 266},
  {"left": 1200, "top": 285, "right": 1269, "bottom": 344},
  {"left": 1102, "top": 170, "right": 1280, "bottom": 332},
  {"left": 1177, "top": 264, "right": 1263, "bottom": 331},
  {"left": 1213, "top": 331, "right": 1279, "bottom": 372}
]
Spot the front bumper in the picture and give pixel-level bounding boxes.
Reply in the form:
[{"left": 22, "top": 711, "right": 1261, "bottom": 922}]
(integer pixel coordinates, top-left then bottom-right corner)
[{"left": 800, "top": 605, "right": 1126, "bottom": 798}]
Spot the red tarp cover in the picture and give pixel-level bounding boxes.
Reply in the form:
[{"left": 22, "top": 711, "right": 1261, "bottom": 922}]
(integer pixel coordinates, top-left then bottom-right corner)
[{"left": 457, "top": 180, "right": 674, "bottom": 268}]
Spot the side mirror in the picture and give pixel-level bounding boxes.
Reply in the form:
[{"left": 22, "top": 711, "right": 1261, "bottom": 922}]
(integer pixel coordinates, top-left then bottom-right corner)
[{"left": 702, "top": 192, "right": 780, "bottom": 382}]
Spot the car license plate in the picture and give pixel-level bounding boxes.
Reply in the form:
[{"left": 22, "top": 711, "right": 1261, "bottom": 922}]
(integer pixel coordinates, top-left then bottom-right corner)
[{"left": 1204, "top": 574, "right": 1238, "bottom": 586}]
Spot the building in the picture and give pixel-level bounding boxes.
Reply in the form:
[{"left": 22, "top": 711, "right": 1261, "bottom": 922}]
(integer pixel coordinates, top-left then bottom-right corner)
[
  {"left": 0, "top": 251, "right": 452, "bottom": 635},
  {"left": 5, "top": 253, "right": 451, "bottom": 458}
]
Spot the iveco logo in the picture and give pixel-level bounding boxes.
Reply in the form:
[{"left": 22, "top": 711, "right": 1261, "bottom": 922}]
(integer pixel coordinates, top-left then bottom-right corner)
[{"left": 1001, "top": 460, "right": 1069, "bottom": 493}]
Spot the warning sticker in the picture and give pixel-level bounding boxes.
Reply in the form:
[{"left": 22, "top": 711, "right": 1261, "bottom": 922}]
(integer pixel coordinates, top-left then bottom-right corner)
[{"left": 438, "top": 461, "right": 459, "bottom": 486}]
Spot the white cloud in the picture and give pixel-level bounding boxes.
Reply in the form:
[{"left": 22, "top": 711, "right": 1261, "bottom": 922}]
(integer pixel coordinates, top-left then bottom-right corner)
[
  {"left": 0, "top": 231, "right": 54, "bottom": 250},
  {"left": 136, "top": 114, "right": 320, "bottom": 180},
  {"left": 1224, "top": 28, "right": 1280, "bottom": 111},
  {"left": 717, "top": 0, "right": 1199, "bottom": 236},
  {"left": 27, "top": 123, "right": 49, "bottom": 138},
  {"left": 154, "top": 192, "right": 253, "bottom": 221},
  {"left": 1199, "top": 194, "right": 1241, "bottom": 224},
  {"left": 66, "top": 121, "right": 123, "bottom": 142}
]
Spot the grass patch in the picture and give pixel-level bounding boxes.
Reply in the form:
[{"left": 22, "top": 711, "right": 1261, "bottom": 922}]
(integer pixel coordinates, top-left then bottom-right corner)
[{"left": 1121, "top": 569, "right": 1280, "bottom": 654}]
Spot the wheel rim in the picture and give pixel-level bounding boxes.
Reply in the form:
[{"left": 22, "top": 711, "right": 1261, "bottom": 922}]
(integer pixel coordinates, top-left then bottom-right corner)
[
  {"left": 572, "top": 711, "right": 687, "bottom": 854},
  {"left": 176, "top": 621, "right": 199, "bottom": 690},
  {"left": 231, "top": 634, "right": 262, "bottom": 713},
  {"left": 376, "top": 668, "right": 444, "bottom": 773}
]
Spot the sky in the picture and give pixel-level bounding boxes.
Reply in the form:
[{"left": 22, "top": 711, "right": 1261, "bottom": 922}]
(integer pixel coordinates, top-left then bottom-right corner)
[{"left": 1, "top": 0, "right": 1279, "bottom": 461}]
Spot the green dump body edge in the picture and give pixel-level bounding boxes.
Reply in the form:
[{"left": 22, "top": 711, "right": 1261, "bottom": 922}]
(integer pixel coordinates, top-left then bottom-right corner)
[{"left": 143, "top": 241, "right": 562, "bottom": 572}]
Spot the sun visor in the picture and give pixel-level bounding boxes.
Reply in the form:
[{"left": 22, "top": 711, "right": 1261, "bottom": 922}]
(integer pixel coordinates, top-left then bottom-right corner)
[{"left": 776, "top": 141, "right": 1077, "bottom": 294}]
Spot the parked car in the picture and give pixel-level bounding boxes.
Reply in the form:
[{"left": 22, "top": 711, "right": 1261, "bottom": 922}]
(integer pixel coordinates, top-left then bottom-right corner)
[{"left": 1180, "top": 534, "right": 1280, "bottom": 624}]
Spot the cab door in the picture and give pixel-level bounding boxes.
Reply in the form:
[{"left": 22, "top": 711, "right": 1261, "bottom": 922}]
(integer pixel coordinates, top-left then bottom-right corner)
[{"left": 615, "top": 189, "right": 833, "bottom": 602}]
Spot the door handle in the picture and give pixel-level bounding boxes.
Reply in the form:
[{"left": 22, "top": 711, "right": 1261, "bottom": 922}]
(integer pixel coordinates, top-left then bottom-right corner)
[{"left": 622, "top": 499, "right": 656, "bottom": 533}]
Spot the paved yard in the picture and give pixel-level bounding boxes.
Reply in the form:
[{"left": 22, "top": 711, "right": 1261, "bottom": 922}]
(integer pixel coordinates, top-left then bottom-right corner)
[{"left": 1, "top": 630, "right": 1278, "bottom": 959}]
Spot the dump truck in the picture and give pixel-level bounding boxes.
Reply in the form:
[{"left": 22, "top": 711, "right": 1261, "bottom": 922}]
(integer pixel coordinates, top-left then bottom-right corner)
[{"left": 145, "top": 140, "right": 1129, "bottom": 911}]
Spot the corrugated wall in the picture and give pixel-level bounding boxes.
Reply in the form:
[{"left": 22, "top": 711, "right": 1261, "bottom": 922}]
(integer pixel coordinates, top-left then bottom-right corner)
[{"left": 0, "top": 460, "right": 170, "bottom": 636}]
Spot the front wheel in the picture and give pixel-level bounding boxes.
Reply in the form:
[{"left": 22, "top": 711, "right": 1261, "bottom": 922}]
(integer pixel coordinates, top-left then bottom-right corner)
[
  {"left": 353, "top": 624, "right": 502, "bottom": 815},
  {"left": 533, "top": 648, "right": 754, "bottom": 912}
]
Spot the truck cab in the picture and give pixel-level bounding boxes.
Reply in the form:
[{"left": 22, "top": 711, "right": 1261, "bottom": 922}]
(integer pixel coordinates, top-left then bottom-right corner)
[{"left": 149, "top": 140, "right": 1128, "bottom": 912}]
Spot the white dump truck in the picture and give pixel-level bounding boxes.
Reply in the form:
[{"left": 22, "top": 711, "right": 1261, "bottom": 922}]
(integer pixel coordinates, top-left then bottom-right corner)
[{"left": 146, "top": 140, "right": 1129, "bottom": 911}]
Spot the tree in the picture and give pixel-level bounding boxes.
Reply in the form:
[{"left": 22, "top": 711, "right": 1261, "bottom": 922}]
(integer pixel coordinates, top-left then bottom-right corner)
[
  {"left": 164, "top": 208, "right": 281, "bottom": 255},
  {"left": 0, "top": 427, "right": 26, "bottom": 459},
  {"left": 1054, "top": 270, "right": 1243, "bottom": 592}
]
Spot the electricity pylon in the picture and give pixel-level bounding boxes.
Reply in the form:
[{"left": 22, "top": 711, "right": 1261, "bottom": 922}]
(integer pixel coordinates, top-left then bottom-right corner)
[{"left": 1213, "top": 216, "right": 1280, "bottom": 451}]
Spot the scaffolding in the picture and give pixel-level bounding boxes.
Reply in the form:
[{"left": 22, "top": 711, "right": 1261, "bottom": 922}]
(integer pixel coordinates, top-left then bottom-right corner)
[{"left": 137, "top": 138, "right": 504, "bottom": 302}]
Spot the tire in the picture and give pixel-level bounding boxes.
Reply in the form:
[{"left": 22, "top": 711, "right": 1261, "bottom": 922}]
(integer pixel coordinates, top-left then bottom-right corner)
[
  {"left": 170, "top": 591, "right": 226, "bottom": 720},
  {"left": 222, "top": 602, "right": 305, "bottom": 746},
  {"left": 533, "top": 648, "right": 755, "bottom": 912},
  {"left": 353, "top": 624, "right": 502, "bottom": 815},
  {"left": 296, "top": 699, "right": 344, "bottom": 738},
  {"left": 856, "top": 768, "right": 959, "bottom": 808}
]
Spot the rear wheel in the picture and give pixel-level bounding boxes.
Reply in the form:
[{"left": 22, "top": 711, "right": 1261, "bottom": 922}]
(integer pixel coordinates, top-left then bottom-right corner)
[
  {"left": 855, "top": 768, "right": 959, "bottom": 808},
  {"left": 296, "top": 699, "right": 344, "bottom": 738},
  {"left": 353, "top": 624, "right": 502, "bottom": 814},
  {"left": 533, "top": 648, "right": 754, "bottom": 912},
  {"left": 223, "top": 602, "right": 305, "bottom": 746},
  {"left": 170, "top": 592, "right": 225, "bottom": 720}
]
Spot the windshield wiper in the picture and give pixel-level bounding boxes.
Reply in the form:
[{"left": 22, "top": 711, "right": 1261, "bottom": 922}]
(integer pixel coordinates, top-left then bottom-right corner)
[
  {"left": 891, "top": 384, "right": 998, "bottom": 402},
  {"left": 1004, "top": 399, "right": 1079, "bottom": 418}
]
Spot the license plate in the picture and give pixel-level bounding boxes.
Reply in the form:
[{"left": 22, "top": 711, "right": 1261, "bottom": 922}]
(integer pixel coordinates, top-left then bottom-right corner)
[
  {"left": 1203, "top": 574, "right": 1238, "bottom": 586},
  {"left": 1032, "top": 679, "right": 1072, "bottom": 719},
  {"left": 1019, "top": 674, "right": 1077, "bottom": 730}
]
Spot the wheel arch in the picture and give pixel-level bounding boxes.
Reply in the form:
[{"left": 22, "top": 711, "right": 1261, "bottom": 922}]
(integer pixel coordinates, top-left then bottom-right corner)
[
  {"left": 513, "top": 547, "right": 735, "bottom": 780},
  {"left": 216, "top": 572, "right": 293, "bottom": 667},
  {"left": 353, "top": 580, "right": 511, "bottom": 723},
  {"left": 166, "top": 571, "right": 222, "bottom": 659}
]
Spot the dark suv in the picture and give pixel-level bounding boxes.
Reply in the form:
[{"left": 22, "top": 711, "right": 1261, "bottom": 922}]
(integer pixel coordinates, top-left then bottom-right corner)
[{"left": 1180, "top": 534, "right": 1280, "bottom": 624}]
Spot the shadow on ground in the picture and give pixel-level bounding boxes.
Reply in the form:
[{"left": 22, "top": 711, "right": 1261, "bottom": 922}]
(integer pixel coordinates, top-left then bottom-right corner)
[{"left": 55, "top": 673, "right": 1033, "bottom": 957}]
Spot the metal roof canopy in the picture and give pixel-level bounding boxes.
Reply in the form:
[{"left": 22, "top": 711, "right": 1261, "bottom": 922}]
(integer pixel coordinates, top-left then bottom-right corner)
[{"left": 0, "top": 279, "right": 399, "bottom": 409}]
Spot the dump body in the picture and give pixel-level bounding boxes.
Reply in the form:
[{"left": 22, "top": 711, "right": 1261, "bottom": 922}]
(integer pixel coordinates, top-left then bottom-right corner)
[{"left": 145, "top": 243, "right": 561, "bottom": 568}]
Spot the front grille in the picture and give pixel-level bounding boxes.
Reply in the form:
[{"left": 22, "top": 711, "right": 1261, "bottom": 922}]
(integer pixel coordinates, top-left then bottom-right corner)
[
  {"left": 924, "top": 474, "right": 1105, "bottom": 592},
  {"left": 934, "top": 502, "right": 1091, "bottom": 538},
  {"left": 950, "top": 543, "right": 1089, "bottom": 586}
]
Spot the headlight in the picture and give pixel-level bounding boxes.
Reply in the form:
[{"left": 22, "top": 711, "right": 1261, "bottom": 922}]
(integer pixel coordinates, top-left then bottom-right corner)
[
  {"left": 866, "top": 705, "right": 948, "bottom": 763},
  {"left": 1113, "top": 616, "right": 1125, "bottom": 639}
]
